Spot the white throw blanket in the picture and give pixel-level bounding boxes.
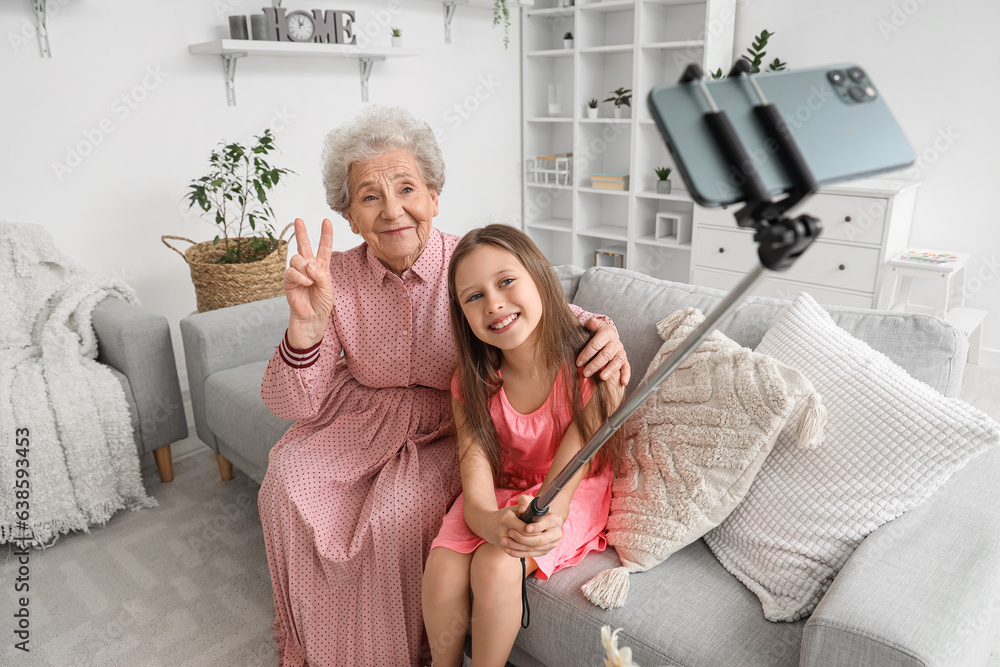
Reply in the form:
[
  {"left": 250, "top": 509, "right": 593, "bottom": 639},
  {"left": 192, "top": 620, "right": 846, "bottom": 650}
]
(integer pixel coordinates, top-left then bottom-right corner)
[{"left": 0, "top": 222, "right": 156, "bottom": 548}]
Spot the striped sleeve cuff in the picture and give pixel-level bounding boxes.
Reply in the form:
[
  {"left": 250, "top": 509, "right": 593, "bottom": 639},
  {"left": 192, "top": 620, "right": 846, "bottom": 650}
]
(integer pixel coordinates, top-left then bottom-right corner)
[{"left": 278, "top": 331, "right": 322, "bottom": 369}]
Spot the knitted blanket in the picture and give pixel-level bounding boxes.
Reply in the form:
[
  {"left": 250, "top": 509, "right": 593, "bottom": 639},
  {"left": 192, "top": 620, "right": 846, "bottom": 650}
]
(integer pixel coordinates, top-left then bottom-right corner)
[{"left": 0, "top": 222, "right": 156, "bottom": 548}]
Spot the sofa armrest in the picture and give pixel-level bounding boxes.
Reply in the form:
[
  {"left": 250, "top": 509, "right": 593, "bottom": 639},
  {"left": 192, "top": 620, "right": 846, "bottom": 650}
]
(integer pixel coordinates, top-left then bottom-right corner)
[
  {"left": 801, "top": 447, "right": 1000, "bottom": 667},
  {"left": 93, "top": 296, "right": 188, "bottom": 455},
  {"left": 179, "top": 297, "right": 290, "bottom": 451}
]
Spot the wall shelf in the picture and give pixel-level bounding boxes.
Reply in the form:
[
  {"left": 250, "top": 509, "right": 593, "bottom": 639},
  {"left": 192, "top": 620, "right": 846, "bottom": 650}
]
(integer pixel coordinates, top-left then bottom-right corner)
[
  {"left": 578, "top": 225, "right": 629, "bottom": 241},
  {"left": 527, "top": 48, "right": 575, "bottom": 57},
  {"left": 527, "top": 218, "right": 573, "bottom": 232},
  {"left": 188, "top": 39, "right": 422, "bottom": 105}
]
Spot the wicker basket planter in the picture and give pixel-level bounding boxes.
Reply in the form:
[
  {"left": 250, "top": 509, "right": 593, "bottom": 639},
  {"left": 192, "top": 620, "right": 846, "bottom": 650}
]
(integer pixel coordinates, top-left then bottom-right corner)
[{"left": 162, "top": 223, "right": 293, "bottom": 312}]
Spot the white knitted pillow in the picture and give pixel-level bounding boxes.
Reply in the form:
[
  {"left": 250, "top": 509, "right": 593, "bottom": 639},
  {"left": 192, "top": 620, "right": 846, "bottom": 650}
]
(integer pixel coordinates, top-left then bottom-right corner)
[
  {"left": 705, "top": 293, "right": 1000, "bottom": 622},
  {"left": 582, "top": 307, "right": 825, "bottom": 609}
]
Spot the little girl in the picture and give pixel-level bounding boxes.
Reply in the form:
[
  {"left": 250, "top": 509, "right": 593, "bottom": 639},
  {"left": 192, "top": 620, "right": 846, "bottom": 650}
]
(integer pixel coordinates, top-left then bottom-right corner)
[{"left": 422, "top": 225, "right": 626, "bottom": 667}]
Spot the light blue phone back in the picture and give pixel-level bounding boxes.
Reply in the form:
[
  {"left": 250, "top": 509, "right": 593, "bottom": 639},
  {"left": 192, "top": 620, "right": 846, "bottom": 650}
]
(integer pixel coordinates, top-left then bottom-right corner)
[{"left": 648, "top": 64, "right": 915, "bottom": 207}]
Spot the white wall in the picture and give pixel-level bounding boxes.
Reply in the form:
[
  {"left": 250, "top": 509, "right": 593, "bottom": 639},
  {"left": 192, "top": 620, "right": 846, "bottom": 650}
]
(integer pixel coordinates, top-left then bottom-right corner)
[
  {"left": 733, "top": 0, "right": 1000, "bottom": 361},
  {"left": 0, "top": 0, "right": 524, "bottom": 394}
]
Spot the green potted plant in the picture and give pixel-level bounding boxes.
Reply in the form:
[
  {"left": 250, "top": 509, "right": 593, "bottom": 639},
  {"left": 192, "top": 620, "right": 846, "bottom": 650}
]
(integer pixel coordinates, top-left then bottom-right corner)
[
  {"left": 391, "top": 27, "right": 402, "bottom": 47},
  {"left": 655, "top": 166, "right": 673, "bottom": 194},
  {"left": 586, "top": 97, "right": 600, "bottom": 120},
  {"left": 563, "top": 31, "right": 574, "bottom": 49},
  {"left": 604, "top": 87, "right": 632, "bottom": 119},
  {"left": 711, "top": 29, "right": 788, "bottom": 78},
  {"left": 163, "top": 129, "right": 295, "bottom": 312}
]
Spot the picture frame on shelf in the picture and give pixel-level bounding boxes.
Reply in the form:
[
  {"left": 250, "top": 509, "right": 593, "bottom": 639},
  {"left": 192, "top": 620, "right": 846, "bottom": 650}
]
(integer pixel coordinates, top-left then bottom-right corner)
[{"left": 594, "top": 248, "right": 625, "bottom": 269}]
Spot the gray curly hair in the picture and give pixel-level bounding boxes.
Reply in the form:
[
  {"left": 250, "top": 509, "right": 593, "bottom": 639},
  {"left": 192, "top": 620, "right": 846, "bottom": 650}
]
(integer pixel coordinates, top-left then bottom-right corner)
[{"left": 321, "top": 106, "right": 446, "bottom": 215}]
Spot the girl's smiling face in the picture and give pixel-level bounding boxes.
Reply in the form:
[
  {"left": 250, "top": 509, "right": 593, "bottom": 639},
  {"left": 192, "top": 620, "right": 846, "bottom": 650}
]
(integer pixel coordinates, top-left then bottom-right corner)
[{"left": 453, "top": 244, "right": 544, "bottom": 354}]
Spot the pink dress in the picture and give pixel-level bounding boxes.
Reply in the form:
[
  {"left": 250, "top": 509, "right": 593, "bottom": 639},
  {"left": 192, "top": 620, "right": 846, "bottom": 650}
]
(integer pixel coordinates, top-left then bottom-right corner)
[
  {"left": 258, "top": 228, "right": 609, "bottom": 667},
  {"left": 431, "top": 370, "right": 613, "bottom": 580}
]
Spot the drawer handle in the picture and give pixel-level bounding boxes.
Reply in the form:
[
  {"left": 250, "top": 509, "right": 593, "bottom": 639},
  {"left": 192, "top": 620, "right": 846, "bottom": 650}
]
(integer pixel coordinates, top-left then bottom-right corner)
[
  {"left": 718, "top": 247, "right": 725, "bottom": 253},
  {"left": 838, "top": 264, "right": 846, "bottom": 271},
  {"left": 844, "top": 216, "right": 852, "bottom": 223}
]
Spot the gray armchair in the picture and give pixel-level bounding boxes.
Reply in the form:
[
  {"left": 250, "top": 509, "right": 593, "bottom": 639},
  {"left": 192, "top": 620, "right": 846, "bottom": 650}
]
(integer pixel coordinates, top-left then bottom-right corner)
[
  {"left": 179, "top": 296, "right": 294, "bottom": 483},
  {"left": 93, "top": 296, "right": 188, "bottom": 482}
]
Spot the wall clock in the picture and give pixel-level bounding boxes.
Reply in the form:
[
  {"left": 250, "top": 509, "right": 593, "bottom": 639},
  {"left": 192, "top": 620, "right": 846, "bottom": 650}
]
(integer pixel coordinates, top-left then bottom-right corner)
[{"left": 285, "top": 11, "right": 316, "bottom": 42}]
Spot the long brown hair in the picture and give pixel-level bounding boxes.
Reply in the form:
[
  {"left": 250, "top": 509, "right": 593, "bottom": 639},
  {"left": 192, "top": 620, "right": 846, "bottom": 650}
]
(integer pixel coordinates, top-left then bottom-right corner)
[{"left": 448, "top": 224, "right": 624, "bottom": 487}]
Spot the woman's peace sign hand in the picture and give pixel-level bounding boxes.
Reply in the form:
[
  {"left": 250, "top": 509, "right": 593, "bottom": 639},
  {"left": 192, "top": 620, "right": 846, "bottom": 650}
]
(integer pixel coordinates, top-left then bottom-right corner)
[{"left": 284, "top": 218, "right": 335, "bottom": 348}]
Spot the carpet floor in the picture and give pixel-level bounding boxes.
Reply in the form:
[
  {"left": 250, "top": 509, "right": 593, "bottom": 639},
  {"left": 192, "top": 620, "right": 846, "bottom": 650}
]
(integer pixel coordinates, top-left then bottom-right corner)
[
  {"left": 2, "top": 363, "right": 998, "bottom": 666},
  {"left": 0, "top": 445, "right": 276, "bottom": 666}
]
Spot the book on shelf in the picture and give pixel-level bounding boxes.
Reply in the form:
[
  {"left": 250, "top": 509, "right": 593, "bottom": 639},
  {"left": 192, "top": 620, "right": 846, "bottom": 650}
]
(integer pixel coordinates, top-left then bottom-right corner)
[
  {"left": 537, "top": 153, "right": 573, "bottom": 161},
  {"left": 590, "top": 173, "right": 629, "bottom": 182},
  {"left": 591, "top": 180, "right": 629, "bottom": 191}
]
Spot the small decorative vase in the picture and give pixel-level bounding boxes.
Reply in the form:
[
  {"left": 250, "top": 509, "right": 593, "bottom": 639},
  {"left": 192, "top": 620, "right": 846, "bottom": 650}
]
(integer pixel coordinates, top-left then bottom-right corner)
[
  {"left": 564, "top": 39, "right": 573, "bottom": 49},
  {"left": 391, "top": 36, "right": 402, "bottom": 47},
  {"left": 656, "top": 180, "right": 672, "bottom": 194},
  {"left": 613, "top": 106, "right": 623, "bottom": 119},
  {"left": 250, "top": 14, "right": 269, "bottom": 40},
  {"left": 586, "top": 107, "right": 599, "bottom": 119},
  {"left": 548, "top": 84, "right": 562, "bottom": 117},
  {"left": 228, "top": 15, "right": 249, "bottom": 40}
]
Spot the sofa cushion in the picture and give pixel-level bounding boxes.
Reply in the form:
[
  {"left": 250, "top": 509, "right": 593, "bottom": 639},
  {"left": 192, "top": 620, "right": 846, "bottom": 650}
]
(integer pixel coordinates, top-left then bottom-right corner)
[
  {"left": 205, "top": 360, "right": 294, "bottom": 483},
  {"left": 705, "top": 293, "right": 1000, "bottom": 622},
  {"left": 583, "top": 307, "right": 823, "bottom": 610},
  {"left": 514, "top": 542, "right": 804, "bottom": 667},
  {"left": 569, "top": 267, "right": 967, "bottom": 397}
]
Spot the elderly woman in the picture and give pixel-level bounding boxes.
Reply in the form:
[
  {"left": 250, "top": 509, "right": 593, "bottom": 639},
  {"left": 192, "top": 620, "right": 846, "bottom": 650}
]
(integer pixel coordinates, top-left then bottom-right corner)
[{"left": 259, "top": 106, "right": 630, "bottom": 667}]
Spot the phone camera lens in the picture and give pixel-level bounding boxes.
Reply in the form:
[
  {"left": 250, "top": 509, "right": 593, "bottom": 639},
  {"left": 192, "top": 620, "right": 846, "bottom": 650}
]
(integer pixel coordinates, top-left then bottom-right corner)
[
  {"left": 827, "top": 70, "right": 846, "bottom": 85},
  {"left": 848, "top": 85, "right": 870, "bottom": 102},
  {"left": 848, "top": 67, "right": 866, "bottom": 82}
]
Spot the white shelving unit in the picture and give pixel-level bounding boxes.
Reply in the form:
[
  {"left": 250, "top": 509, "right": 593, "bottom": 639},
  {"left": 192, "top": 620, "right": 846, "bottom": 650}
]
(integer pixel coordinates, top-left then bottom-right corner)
[
  {"left": 189, "top": 40, "right": 423, "bottom": 105},
  {"left": 520, "top": 0, "right": 737, "bottom": 282}
]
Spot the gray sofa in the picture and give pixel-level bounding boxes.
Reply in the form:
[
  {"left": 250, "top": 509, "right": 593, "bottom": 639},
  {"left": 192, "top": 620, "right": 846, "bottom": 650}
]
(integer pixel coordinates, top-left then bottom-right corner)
[
  {"left": 92, "top": 296, "right": 189, "bottom": 482},
  {"left": 180, "top": 265, "right": 1000, "bottom": 666}
]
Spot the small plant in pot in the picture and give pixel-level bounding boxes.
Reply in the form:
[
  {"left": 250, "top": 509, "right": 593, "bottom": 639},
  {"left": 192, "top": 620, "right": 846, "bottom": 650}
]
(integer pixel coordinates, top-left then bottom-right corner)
[
  {"left": 604, "top": 87, "right": 632, "bottom": 119},
  {"left": 391, "top": 27, "right": 402, "bottom": 47},
  {"left": 163, "top": 129, "right": 295, "bottom": 312},
  {"left": 586, "top": 97, "right": 600, "bottom": 119},
  {"left": 563, "top": 31, "right": 574, "bottom": 49},
  {"left": 655, "top": 166, "right": 673, "bottom": 194}
]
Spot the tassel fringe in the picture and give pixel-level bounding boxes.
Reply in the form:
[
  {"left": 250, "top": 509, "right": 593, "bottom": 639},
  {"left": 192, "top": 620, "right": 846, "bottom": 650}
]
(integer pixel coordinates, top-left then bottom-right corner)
[
  {"left": 795, "top": 394, "right": 827, "bottom": 449},
  {"left": 583, "top": 567, "right": 631, "bottom": 609}
]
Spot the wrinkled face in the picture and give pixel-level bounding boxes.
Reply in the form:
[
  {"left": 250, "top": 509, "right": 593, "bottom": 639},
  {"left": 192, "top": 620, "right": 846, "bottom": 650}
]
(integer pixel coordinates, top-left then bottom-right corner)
[
  {"left": 344, "top": 149, "right": 439, "bottom": 275},
  {"left": 453, "top": 244, "right": 544, "bottom": 355}
]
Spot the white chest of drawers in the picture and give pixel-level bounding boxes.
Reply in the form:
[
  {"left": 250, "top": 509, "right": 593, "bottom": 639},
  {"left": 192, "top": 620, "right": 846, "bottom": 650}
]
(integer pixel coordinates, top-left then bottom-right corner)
[{"left": 690, "top": 179, "right": 920, "bottom": 308}]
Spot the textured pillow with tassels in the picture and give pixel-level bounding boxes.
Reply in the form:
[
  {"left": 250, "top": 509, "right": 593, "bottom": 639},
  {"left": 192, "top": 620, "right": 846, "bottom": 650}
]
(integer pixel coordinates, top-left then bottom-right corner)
[{"left": 582, "top": 307, "right": 825, "bottom": 610}]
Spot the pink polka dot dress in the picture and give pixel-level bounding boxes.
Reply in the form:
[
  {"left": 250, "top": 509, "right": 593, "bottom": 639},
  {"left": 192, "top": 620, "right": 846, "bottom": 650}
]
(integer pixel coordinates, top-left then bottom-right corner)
[{"left": 258, "top": 228, "right": 609, "bottom": 666}]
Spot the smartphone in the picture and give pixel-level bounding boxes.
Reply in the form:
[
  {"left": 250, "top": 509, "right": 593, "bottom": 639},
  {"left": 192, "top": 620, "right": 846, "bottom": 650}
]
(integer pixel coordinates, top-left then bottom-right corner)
[{"left": 647, "top": 64, "right": 915, "bottom": 207}]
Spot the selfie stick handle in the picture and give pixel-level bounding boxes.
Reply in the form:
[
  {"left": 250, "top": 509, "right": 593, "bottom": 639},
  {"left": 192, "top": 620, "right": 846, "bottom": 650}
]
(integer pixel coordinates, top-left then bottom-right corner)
[{"left": 519, "top": 64, "right": 822, "bottom": 525}]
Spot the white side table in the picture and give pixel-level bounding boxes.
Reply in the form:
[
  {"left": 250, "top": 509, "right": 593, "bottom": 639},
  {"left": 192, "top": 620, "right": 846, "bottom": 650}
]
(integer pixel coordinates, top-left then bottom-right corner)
[{"left": 878, "top": 249, "right": 986, "bottom": 364}]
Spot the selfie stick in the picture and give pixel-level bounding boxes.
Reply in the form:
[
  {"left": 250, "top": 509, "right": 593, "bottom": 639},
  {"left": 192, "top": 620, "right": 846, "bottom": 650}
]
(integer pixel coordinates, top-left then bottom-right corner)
[{"left": 519, "top": 61, "right": 822, "bottom": 524}]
